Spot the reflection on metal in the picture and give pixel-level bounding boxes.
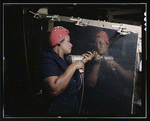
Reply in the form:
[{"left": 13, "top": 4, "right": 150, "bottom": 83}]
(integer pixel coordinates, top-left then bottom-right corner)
[
  {"left": 101, "top": 55, "right": 114, "bottom": 61},
  {"left": 31, "top": 8, "right": 142, "bottom": 115}
]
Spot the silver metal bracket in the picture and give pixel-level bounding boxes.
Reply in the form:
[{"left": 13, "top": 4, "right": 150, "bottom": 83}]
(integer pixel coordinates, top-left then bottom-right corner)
[
  {"left": 70, "top": 16, "right": 89, "bottom": 26},
  {"left": 70, "top": 16, "right": 83, "bottom": 26},
  {"left": 46, "top": 15, "right": 60, "bottom": 21},
  {"left": 112, "top": 24, "right": 131, "bottom": 35},
  {"left": 29, "top": 11, "right": 42, "bottom": 19},
  {"left": 29, "top": 10, "right": 60, "bottom": 21}
]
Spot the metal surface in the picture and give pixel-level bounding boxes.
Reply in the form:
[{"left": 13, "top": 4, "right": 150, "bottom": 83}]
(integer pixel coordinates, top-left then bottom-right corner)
[{"left": 31, "top": 10, "right": 142, "bottom": 116}]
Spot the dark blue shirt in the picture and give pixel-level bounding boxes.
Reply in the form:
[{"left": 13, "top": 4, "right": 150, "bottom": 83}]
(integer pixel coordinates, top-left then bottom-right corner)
[
  {"left": 39, "top": 49, "right": 81, "bottom": 114},
  {"left": 84, "top": 57, "right": 133, "bottom": 115}
]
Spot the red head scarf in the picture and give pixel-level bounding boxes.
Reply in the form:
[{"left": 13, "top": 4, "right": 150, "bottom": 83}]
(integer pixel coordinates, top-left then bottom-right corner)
[
  {"left": 49, "top": 26, "right": 70, "bottom": 47},
  {"left": 96, "top": 31, "right": 109, "bottom": 45}
]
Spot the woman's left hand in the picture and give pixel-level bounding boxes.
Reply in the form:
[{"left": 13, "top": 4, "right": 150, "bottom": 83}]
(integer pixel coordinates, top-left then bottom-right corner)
[{"left": 81, "top": 51, "right": 95, "bottom": 64}]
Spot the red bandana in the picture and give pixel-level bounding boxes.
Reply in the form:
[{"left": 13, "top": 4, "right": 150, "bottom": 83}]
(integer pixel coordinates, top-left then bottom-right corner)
[
  {"left": 49, "top": 26, "right": 70, "bottom": 47},
  {"left": 96, "top": 31, "right": 109, "bottom": 45}
]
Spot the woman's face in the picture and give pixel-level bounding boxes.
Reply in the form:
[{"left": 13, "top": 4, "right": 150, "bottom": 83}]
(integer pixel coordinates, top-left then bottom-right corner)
[
  {"left": 60, "top": 35, "right": 73, "bottom": 54},
  {"left": 95, "top": 37, "right": 109, "bottom": 55}
]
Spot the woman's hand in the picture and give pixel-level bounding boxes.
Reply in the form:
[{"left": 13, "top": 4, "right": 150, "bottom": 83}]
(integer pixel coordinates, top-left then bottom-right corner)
[
  {"left": 81, "top": 51, "right": 95, "bottom": 64},
  {"left": 73, "top": 60, "right": 85, "bottom": 71},
  {"left": 93, "top": 51, "right": 101, "bottom": 62},
  {"left": 106, "top": 60, "right": 118, "bottom": 70},
  {"left": 107, "top": 60, "right": 134, "bottom": 80}
]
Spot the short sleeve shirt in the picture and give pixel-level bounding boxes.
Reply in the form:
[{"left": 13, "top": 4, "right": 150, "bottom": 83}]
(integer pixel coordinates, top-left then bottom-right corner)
[
  {"left": 39, "top": 50, "right": 82, "bottom": 114},
  {"left": 39, "top": 49, "right": 81, "bottom": 97}
]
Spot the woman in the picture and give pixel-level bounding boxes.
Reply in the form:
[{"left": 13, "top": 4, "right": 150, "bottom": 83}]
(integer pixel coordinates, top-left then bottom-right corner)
[
  {"left": 84, "top": 31, "right": 134, "bottom": 115},
  {"left": 39, "top": 26, "right": 94, "bottom": 115},
  {"left": 87, "top": 31, "right": 133, "bottom": 88}
]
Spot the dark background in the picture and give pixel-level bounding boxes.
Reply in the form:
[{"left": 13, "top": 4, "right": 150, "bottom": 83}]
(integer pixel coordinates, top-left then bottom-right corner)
[{"left": 2, "top": 3, "right": 146, "bottom": 118}]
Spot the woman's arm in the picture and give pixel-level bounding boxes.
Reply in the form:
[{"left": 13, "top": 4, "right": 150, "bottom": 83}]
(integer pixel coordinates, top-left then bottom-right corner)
[
  {"left": 86, "top": 61, "right": 101, "bottom": 88},
  {"left": 107, "top": 60, "right": 133, "bottom": 81},
  {"left": 43, "top": 61, "right": 84, "bottom": 96},
  {"left": 85, "top": 51, "right": 101, "bottom": 88}
]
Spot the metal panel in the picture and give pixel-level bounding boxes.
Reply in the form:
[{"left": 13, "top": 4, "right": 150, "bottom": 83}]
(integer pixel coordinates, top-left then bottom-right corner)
[
  {"left": 53, "top": 20, "right": 141, "bottom": 115},
  {"left": 30, "top": 11, "right": 142, "bottom": 116}
]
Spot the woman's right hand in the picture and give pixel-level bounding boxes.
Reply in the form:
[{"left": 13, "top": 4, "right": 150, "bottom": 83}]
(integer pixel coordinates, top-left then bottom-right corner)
[{"left": 73, "top": 60, "right": 85, "bottom": 71}]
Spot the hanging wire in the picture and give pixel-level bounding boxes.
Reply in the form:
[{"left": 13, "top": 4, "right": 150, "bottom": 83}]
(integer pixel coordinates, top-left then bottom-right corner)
[
  {"left": 22, "top": 7, "right": 35, "bottom": 98},
  {"left": 79, "top": 72, "right": 84, "bottom": 114}
]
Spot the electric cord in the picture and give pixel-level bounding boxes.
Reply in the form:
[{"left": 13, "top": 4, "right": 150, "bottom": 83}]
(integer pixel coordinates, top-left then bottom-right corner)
[
  {"left": 79, "top": 72, "right": 84, "bottom": 114},
  {"left": 112, "top": 69, "right": 120, "bottom": 83},
  {"left": 23, "top": 8, "right": 35, "bottom": 98}
]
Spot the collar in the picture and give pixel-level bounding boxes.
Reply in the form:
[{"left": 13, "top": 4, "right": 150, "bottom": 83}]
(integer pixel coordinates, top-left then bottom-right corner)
[{"left": 50, "top": 49, "right": 69, "bottom": 71}]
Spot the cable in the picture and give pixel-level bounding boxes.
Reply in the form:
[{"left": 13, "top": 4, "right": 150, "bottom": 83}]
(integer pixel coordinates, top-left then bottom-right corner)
[
  {"left": 112, "top": 69, "right": 120, "bottom": 83},
  {"left": 79, "top": 72, "right": 84, "bottom": 114},
  {"left": 23, "top": 7, "right": 35, "bottom": 98}
]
